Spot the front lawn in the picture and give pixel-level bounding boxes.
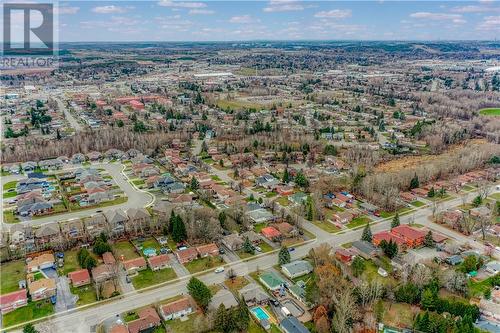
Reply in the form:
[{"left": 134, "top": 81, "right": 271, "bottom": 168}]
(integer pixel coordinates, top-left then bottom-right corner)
[
  {"left": 479, "top": 107, "right": 500, "bottom": 116},
  {"left": 1, "top": 260, "right": 25, "bottom": 294},
  {"left": 184, "top": 256, "right": 224, "bottom": 274},
  {"left": 166, "top": 312, "right": 205, "bottom": 333},
  {"left": 253, "top": 223, "right": 267, "bottom": 233},
  {"left": 3, "top": 191, "right": 17, "bottom": 198},
  {"left": 113, "top": 241, "right": 139, "bottom": 260},
  {"left": 2, "top": 300, "right": 54, "bottom": 328},
  {"left": 3, "top": 210, "right": 20, "bottom": 224},
  {"left": 3, "top": 181, "right": 17, "bottom": 191},
  {"left": 347, "top": 216, "right": 371, "bottom": 229},
  {"left": 131, "top": 268, "right": 177, "bottom": 289},
  {"left": 71, "top": 285, "right": 97, "bottom": 306},
  {"left": 411, "top": 200, "right": 425, "bottom": 207},
  {"left": 224, "top": 276, "right": 249, "bottom": 292},
  {"left": 276, "top": 196, "right": 290, "bottom": 206},
  {"left": 311, "top": 220, "right": 340, "bottom": 233}
]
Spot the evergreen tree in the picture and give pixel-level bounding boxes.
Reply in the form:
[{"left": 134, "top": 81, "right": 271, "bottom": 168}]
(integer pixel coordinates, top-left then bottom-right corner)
[
  {"left": 391, "top": 213, "right": 400, "bottom": 229},
  {"left": 351, "top": 256, "right": 365, "bottom": 277},
  {"left": 190, "top": 176, "right": 199, "bottom": 190},
  {"left": 243, "top": 236, "right": 254, "bottom": 254},
  {"left": 234, "top": 297, "right": 250, "bottom": 331},
  {"left": 187, "top": 277, "right": 212, "bottom": 312},
  {"left": 421, "top": 288, "right": 437, "bottom": 311},
  {"left": 168, "top": 211, "right": 176, "bottom": 234},
  {"left": 424, "top": 231, "right": 434, "bottom": 247},
  {"left": 295, "top": 171, "right": 309, "bottom": 188},
  {"left": 218, "top": 211, "right": 227, "bottom": 229},
  {"left": 282, "top": 168, "right": 290, "bottom": 183},
  {"left": 23, "top": 324, "right": 39, "bottom": 333},
  {"left": 278, "top": 246, "right": 291, "bottom": 265},
  {"left": 214, "top": 304, "right": 228, "bottom": 332},
  {"left": 427, "top": 187, "right": 435, "bottom": 198},
  {"left": 472, "top": 195, "right": 482, "bottom": 207},
  {"left": 361, "top": 222, "right": 373, "bottom": 242},
  {"left": 172, "top": 215, "right": 187, "bottom": 243},
  {"left": 409, "top": 173, "right": 419, "bottom": 190}
]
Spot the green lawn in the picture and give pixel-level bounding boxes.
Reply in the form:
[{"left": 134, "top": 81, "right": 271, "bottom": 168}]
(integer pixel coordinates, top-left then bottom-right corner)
[
  {"left": 468, "top": 276, "right": 496, "bottom": 298},
  {"left": 237, "top": 242, "right": 273, "bottom": 259},
  {"left": 224, "top": 276, "right": 249, "bottom": 293},
  {"left": 2, "top": 300, "right": 54, "bottom": 328},
  {"left": 132, "top": 179, "right": 145, "bottom": 186},
  {"left": 411, "top": 200, "right": 426, "bottom": 207},
  {"left": 265, "top": 192, "right": 277, "bottom": 198},
  {"left": 184, "top": 256, "right": 224, "bottom": 274},
  {"left": 3, "top": 191, "right": 17, "bottom": 198},
  {"left": 489, "top": 192, "right": 500, "bottom": 200},
  {"left": 131, "top": 268, "right": 177, "bottom": 289},
  {"left": 479, "top": 108, "right": 500, "bottom": 116},
  {"left": 71, "top": 285, "right": 97, "bottom": 306},
  {"left": 3, "top": 210, "right": 20, "bottom": 224},
  {"left": 312, "top": 220, "right": 340, "bottom": 233},
  {"left": 276, "top": 196, "right": 289, "bottom": 206},
  {"left": 248, "top": 318, "right": 267, "bottom": 333},
  {"left": 58, "top": 250, "right": 82, "bottom": 276},
  {"left": 253, "top": 223, "right": 267, "bottom": 233},
  {"left": 347, "top": 216, "right": 371, "bottom": 229},
  {"left": 3, "top": 181, "right": 17, "bottom": 191},
  {"left": 113, "top": 241, "right": 139, "bottom": 260},
  {"left": 166, "top": 312, "right": 205, "bottom": 333},
  {"left": 1, "top": 260, "right": 25, "bottom": 294}
]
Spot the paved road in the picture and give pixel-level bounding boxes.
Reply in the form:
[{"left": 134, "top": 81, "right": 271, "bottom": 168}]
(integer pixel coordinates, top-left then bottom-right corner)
[
  {"left": 1, "top": 163, "right": 154, "bottom": 230},
  {"left": 55, "top": 97, "right": 83, "bottom": 132},
  {"left": 15, "top": 186, "right": 495, "bottom": 333}
]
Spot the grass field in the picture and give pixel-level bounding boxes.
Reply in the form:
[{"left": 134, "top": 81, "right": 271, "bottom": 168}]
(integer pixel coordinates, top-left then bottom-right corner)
[
  {"left": 276, "top": 196, "right": 290, "bottom": 206},
  {"left": 166, "top": 312, "right": 205, "bottom": 333},
  {"left": 253, "top": 222, "right": 267, "bottom": 233},
  {"left": 131, "top": 268, "right": 177, "bottom": 289},
  {"left": 113, "top": 241, "right": 139, "bottom": 260},
  {"left": 184, "top": 256, "right": 224, "bottom": 274},
  {"left": 1, "top": 260, "right": 25, "bottom": 294},
  {"left": 71, "top": 285, "right": 97, "bottom": 306},
  {"left": 479, "top": 108, "right": 500, "bottom": 116},
  {"left": 2, "top": 300, "right": 54, "bottom": 328},
  {"left": 311, "top": 220, "right": 340, "bottom": 233},
  {"left": 347, "top": 216, "right": 371, "bottom": 229},
  {"left": 3, "top": 181, "right": 17, "bottom": 191},
  {"left": 3, "top": 210, "right": 20, "bottom": 224},
  {"left": 216, "top": 99, "right": 266, "bottom": 111},
  {"left": 411, "top": 200, "right": 426, "bottom": 207}
]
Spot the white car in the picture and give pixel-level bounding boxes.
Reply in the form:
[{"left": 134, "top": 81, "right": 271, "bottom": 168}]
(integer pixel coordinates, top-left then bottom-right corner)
[
  {"left": 377, "top": 267, "right": 388, "bottom": 277},
  {"left": 214, "top": 267, "right": 225, "bottom": 274}
]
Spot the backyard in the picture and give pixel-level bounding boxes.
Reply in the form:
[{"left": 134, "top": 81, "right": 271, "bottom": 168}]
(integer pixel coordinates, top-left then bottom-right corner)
[
  {"left": 113, "top": 241, "right": 139, "bottom": 260},
  {"left": 1, "top": 260, "right": 25, "bottom": 294},
  {"left": 71, "top": 285, "right": 97, "bottom": 306},
  {"left": 184, "top": 256, "right": 224, "bottom": 274},
  {"left": 131, "top": 268, "right": 177, "bottom": 289}
]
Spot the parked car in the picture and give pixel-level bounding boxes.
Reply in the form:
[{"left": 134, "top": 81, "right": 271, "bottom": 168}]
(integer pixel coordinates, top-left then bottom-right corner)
[
  {"left": 126, "top": 276, "right": 131, "bottom": 283},
  {"left": 288, "top": 247, "right": 295, "bottom": 252},
  {"left": 219, "top": 248, "right": 226, "bottom": 255},
  {"left": 214, "top": 267, "right": 225, "bottom": 274},
  {"left": 377, "top": 267, "right": 388, "bottom": 277}
]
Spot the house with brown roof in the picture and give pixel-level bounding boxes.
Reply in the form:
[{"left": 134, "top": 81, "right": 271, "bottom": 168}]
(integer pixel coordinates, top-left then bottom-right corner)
[
  {"left": 91, "top": 264, "right": 114, "bottom": 283},
  {"left": 27, "top": 253, "right": 55, "bottom": 273},
  {"left": 125, "top": 208, "right": 151, "bottom": 235},
  {"left": 34, "top": 223, "right": 61, "bottom": 247},
  {"left": 28, "top": 278, "right": 56, "bottom": 301},
  {"left": 222, "top": 233, "right": 244, "bottom": 251},
  {"left": 147, "top": 254, "right": 170, "bottom": 271},
  {"left": 0, "top": 289, "right": 28, "bottom": 314},
  {"left": 127, "top": 307, "right": 161, "bottom": 333},
  {"left": 273, "top": 222, "right": 297, "bottom": 238},
  {"left": 102, "top": 252, "right": 116, "bottom": 265},
  {"left": 68, "top": 269, "right": 91, "bottom": 287},
  {"left": 123, "top": 257, "right": 147, "bottom": 276},
  {"left": 84, "top": 213, "right": 110, "bottom": 239},
  {"left": 175, "top": 247, "right": 198, "bottom": 264},
  {"left": 160, "top": 297, "right": 193, "bottom": 321},
  {"left": 60, "top": 219, "right": 86, "bottom": 242},
  {"left": 196, "top": 243, "right": 219, "bottom": 258}
]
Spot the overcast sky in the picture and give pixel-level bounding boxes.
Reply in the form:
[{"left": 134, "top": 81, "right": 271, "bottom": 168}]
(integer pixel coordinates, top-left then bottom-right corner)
[{"left": 7, "top": 1, "right": 500, "bottom": 42}]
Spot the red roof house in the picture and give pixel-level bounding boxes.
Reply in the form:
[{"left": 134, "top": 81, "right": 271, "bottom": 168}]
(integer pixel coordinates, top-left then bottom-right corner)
[
  {"left": 147, "top": 254, "right": 171, "bottom": 271},
  {"left": 123, "top": 257, "right": 147, "bottom": 276},
  {"left": 391, "top": 225, "right": 426, "bottom": 247},
  {"left": 0, "top": 289, "right": 28, "bottom": 314},
  {"left": 68, "top": 269, "right": 91, "bottom": 287},
  {"left": 175, "top": 247, "right": 198, "bottom": 264},
  {"left": 196, "top": 243, "right": 219, "bottom": 258},
  {"left": 261, "top": 227, "right": 282, "bottom": 241}
]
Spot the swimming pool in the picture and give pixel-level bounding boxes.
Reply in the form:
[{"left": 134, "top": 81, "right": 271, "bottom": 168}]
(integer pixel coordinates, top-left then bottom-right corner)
[
  {"left": 251, "top": 306, "right": 270, "bottom": 321},
  {"left": 143, "top": 248, "right": 156, "bottom": 257}
]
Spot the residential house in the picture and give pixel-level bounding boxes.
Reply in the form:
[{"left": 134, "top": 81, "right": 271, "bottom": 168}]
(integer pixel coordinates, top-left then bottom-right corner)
[
  {"left": 209, "top": 289, "right": 238, "bottom": 310},
  {"left": 26, "top": 253, "right": 55, "bottom": 273},
  {"left": 104, "top": 209, "right": 128, "bottom": 236},
  {"left": 222, "top": 233, "right": 244, "bottom": 251},
  {"left": 239, "top": 283, "right": 269, "bottom": 306},
  {"left": 147, "top": 254, "right": 170, "bottom": 271},
  {"left": 351, "top": 240, "right": 378, "bottom": 259},
  {"left": 91, "top": 264, "right": 114, "bottom": 283},
  {"left": 281, "top": 260, "right": 313, "bottom": 279},
  {"left": 127, "top": 307, "right": 161, "bottom": 333},
  {"left": 102, "top": 252, "right": 116, "bottom": 265},
  {"left": 84, "top": 213, "right": 110, "bottom": 239},
  {"left": 28, "top": 278, "right": 56, "bottom": 301},
  {"left": 391, "top": 225, "right": 426, "bottom": 248},
  {"left": 259, "top": 271, "right": 286, "bottom": 291},
  {"left": 261, "top": 227, "right": 282, "bottom": 242},
  {"left": 0, "top": 289, "right": 28, "bottom": 314},
  {"left": 273, "top": 222, "right": 297, "bottom": 238},
  {"left": 125, "top": 208, "right": 151, "bottom": 234},
  {"left": 60, "top": 219, "right": 86, "bottom": 242},
  {"left": 335, "top": 248, "right": 356, "bottom": 264},
  {"left": 175, "top": 247, "right": 198, "bottom": 264},
  {"left": 160, "top": 297, "right": 193, "bottom": 321},
  {"left": 280, "top": 317, "right": 310, "bottom": 333},
  {"left": 68, "top": 269, "right": 91, "bottom": 287},
  {"left": 196, "top": 243, "right": 219, "bottom": 258},
  {"left": 123, "top": 257, "right": 147, "bottom": 276},
  {"left": 33, "top": 223, "right": 61, "bottom": 247}
]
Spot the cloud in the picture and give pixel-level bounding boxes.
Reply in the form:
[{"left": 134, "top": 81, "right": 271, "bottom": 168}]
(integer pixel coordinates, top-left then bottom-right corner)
[
  {"left": 80, "top": 16, "right": 146, "bottom": 34},
  {"left": 188, "top": 9, "right": 214, "bottom": 15},
  {"left": 92, "top": 5, "right": 126, "bottom": 14},
  {"left": 409, "top": 12, "right": 465, "bottom": 24},
  {"left": 451, "top": 5, "right": 500, "bottom": 13},
  {"left": 55, "top": 6, "right": 79, "bottom": 15},
  {"left": 229, "top": 15, "right": 259, "bottom": 24},
  {"left": 477, "top": 15, "right": 500, "bottom": 31},
  {"left": 157, "top": 1, "right": 207, "bottom": 9},
  {"left": 263, "top": 0, "right": 305, "bottom": 13},
  {"left": 314, "top": 9, "right": 352, "bottom": 19}
]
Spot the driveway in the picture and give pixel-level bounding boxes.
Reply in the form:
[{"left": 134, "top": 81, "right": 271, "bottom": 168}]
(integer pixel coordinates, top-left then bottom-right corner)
[
  {"left": 55, "top": 276, "right": 77, "bottom": 312},
  {"left": 117, "top": 270, "right": 135, "bottom": 294},
  {"left": 169, "top": 254, "right": 190, "bottom": 277}
]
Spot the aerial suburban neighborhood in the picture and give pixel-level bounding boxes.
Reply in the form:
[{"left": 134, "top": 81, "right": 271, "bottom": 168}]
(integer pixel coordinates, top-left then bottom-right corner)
[{"left": 1, "top": 1, "right": 500, "bottom": 333}]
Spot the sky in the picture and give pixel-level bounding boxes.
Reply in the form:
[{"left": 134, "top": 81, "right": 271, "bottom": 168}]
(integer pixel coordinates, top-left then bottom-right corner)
[{"left": 4, "top": 1, "right": 500, "bottom": 42}]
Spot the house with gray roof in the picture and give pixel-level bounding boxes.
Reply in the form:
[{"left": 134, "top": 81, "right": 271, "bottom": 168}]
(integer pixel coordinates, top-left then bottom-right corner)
[
  {"left": 104, "top": 209, "right": 128, "bottom": 236},
  {"left": 281, "top": 260, "right": 313, "bottom": 279},
  {"left": 280, "top": 317, "right": 310, "bottom": 333}
]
